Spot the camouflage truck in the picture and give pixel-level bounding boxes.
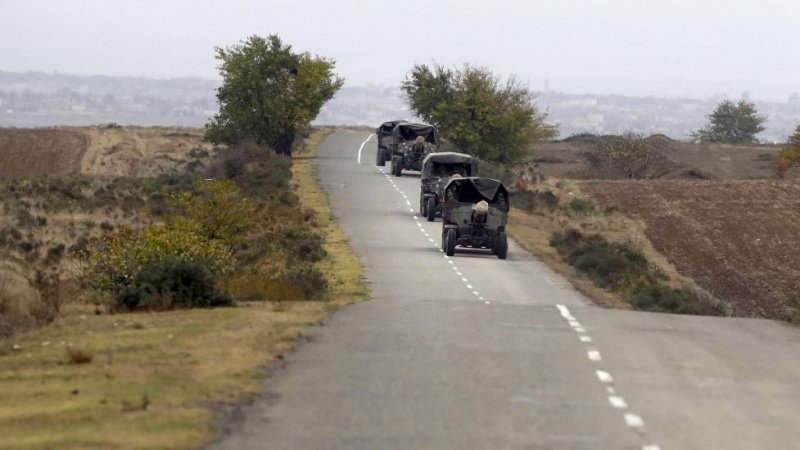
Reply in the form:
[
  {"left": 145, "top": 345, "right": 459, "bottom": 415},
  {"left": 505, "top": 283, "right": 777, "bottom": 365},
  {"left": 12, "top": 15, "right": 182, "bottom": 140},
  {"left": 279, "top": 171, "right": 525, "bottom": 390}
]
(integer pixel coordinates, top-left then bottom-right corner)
[
  {"left": 375, "top": 119, "right": 406, "bottom": 167},
  {"left": 440, "top": 177, "right": 509, "bottom": 259},
  {"left": 389, "top": 122, "right": 440, "bottom": 177},
  {"left": 420, "top": 152, "right": 478, "bottom": 222}
]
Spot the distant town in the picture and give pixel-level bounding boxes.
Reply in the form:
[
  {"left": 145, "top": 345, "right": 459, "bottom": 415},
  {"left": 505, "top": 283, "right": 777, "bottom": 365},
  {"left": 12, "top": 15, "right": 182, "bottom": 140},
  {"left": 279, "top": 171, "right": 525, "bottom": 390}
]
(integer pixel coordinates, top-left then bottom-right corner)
[{"left": 2, "top": 71, "right": 800, "bottom": 143}]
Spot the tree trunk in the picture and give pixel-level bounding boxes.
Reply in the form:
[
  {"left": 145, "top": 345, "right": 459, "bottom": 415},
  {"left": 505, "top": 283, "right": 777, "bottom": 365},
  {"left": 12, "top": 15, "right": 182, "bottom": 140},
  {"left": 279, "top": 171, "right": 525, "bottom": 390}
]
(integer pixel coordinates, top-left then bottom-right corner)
[{"left": 275, "top": 128, "right": 295, "bottom": 156}]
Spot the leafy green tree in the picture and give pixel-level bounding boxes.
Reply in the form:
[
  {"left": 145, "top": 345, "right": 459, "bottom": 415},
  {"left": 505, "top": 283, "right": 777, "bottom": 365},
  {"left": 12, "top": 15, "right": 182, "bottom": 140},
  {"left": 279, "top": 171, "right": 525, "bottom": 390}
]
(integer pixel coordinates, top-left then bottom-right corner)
[
  {"left": 205, "top": 34, "right": 344, "bottom": 155},
  {"left": 692, "top": 99, "right": 766, "bottom": 144},
  {"left": 401, "top": 63, "right": 556, "bottom": 164}
]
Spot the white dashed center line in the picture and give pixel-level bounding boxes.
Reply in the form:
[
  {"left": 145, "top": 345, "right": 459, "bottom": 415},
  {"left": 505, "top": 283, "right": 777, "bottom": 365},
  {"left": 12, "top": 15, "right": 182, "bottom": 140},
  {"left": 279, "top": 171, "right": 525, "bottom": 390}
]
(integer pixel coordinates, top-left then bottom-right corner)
[
  {"left": 555, "top": 304, "right": 660, "bottom": 448},
  {"left": 372, "top": 151, "right": 659, "bottom": 449}
]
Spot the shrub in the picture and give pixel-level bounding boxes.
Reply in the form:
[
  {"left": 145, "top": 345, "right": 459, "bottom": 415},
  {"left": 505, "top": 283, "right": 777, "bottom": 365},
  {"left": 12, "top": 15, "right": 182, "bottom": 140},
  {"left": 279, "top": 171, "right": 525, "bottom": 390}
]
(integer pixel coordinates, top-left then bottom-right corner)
[
  {"left": 282, "top": 263, "right": 328, "bottom": 300},
  {"left": 77, "top": 223, "right": 235, "bottom": 294},
  {"left": 44, "top": 244, "right": 66, "bottom": 265},
  {"left": 582, "top": 132, "right": 673, "bottom": 179},
  {"left": 188, "top": 147, "right": 210, "bottom": 159},
  {"left": 66, "top": 347, "right": 94, "bottom": 364},
  {"left": 510, "top": 189, "right": 559, "bottom": 213},
  {"left": 16, "top": 210, "right": 47, "bottom": 228},
  {"left": 277, "top": 223, "right": 327, "bottom": 264},
  {"left": 113, "top": 256, "right": 233, "bottom": 311},
  {"left": 550, "top": 229, "right": 718, "bottom": 316},
  {"left": 627, "top": 285, "right": 717, "bottom": 316},
  {"left": 568, "top": 197, "right": 595, "bottom": 215}
]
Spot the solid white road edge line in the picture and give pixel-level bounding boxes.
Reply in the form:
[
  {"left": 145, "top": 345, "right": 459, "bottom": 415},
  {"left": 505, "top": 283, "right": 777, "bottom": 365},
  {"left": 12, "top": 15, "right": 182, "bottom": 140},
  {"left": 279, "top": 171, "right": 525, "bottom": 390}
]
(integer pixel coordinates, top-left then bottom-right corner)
[{"left": 357, "top": 133, "right": 374, "bottom": 164}]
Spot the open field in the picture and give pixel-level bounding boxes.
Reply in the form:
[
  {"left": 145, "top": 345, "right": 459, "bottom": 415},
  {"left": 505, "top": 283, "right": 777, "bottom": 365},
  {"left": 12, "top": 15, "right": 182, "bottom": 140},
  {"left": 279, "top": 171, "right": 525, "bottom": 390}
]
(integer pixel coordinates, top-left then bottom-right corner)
[
  {"left": 0, "top": 128, "right": 88, "bottom": 177},
  {"left": 531, "top": 138, "right": 788, "bottom": 180}
]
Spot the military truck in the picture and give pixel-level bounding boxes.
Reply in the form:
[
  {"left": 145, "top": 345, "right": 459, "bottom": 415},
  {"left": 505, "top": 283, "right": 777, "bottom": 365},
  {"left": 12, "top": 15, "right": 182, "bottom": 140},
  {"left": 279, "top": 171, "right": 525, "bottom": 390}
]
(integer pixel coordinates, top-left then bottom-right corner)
[
  {"left": 389, "top": 122, "right": 439, "bottom": 177},
  {"left": 440, "top": 177, "right": 509, "bottom": 259},
  {"left": 420, "top": 152, "right": 478, "bottom": 222},
  {"left": 375, "top": 119, "right": 406, "bottom": 166}
]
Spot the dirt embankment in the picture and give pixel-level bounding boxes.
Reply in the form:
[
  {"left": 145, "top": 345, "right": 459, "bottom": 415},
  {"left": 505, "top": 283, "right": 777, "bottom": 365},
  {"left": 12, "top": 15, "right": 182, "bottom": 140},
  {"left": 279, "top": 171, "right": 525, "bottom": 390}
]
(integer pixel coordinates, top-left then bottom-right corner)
[
  {"left": 580, "top": 179, "right": 800, "bottom": 320},
  {"left": 0, "top": 126, "right": 213, "bottom": 179}
]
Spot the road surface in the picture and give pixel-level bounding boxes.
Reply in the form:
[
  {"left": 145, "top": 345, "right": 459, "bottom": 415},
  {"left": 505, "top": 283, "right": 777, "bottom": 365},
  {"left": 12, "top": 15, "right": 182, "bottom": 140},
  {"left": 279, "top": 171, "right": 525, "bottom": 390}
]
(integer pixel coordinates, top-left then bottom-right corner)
[{"left": 210, "top": 132, "right": 800, "bottom": 449}]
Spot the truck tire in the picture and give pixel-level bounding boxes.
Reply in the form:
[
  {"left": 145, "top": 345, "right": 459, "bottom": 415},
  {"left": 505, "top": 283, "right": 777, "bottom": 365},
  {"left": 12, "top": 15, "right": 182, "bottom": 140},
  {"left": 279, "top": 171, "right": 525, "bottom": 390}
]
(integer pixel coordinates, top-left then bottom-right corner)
[
  {"left": 445, "top": 228, "right": 457, "bottom": 256},
  {"left": 426, "top": 197, "right": 436, "bottom": 222},
  {"left": 394, "top": 156, "right": 403, "bottom": 177},
  {"left": 376, "top": 148, "right": 385, "bottom": 166},
  {"left": 496, "top": 232, "right": 508, "bottom": 260}
]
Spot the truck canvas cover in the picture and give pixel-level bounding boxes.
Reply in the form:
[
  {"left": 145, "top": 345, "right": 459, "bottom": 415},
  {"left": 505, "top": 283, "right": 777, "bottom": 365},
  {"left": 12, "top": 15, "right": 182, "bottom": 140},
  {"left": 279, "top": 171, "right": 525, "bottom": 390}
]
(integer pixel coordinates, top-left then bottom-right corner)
[
  {"left": 443, "top": 177, "right": 508, "bottom": 206},
  {"left": 392, "top": 122, "right": 440, "bottom": 145},
  {"left": 421, "top": 152, "right": 476, "bottom": 180}
]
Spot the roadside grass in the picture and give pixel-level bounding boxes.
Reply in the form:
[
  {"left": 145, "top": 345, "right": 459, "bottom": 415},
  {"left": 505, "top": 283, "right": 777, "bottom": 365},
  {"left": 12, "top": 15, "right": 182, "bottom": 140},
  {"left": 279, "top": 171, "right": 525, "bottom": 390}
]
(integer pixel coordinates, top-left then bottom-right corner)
[
  {"left": 292, "top": 129, "right": 370, "bottom": 306},
  {"left": 0, "top": 128, "right": 369, "bottom": 449},
  {"left": 0, "top": 303, "right": 324, "bottom": 449},
  {"left": 507, "top": 208, "right": 629, "bottom": 309}
]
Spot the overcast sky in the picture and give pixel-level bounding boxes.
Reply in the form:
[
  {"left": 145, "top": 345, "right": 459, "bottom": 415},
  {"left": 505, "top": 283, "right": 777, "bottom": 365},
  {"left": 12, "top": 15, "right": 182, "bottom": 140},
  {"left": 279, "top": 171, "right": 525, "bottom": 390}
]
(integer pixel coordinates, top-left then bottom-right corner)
[{"left": 1, "top": 0, "right": 798, "bottom": 101}]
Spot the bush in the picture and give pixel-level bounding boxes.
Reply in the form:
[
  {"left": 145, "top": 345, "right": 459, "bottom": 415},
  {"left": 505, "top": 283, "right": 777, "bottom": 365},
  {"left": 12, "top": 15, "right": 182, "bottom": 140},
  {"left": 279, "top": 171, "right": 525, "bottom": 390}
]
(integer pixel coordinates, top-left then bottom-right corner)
[
  {"left": 627, "top": 284, "right": 717, "bottom": 316},
  {"left": 567, "top": 197, "right": 595, "bottom": 215},
  {"left": 277, "top": 224, "right": 327, "bottom": 263},
  {"left": 113, "top": 256, "right": 233, "bottom": 311},
  {"left": 282, "top": 263, "right": 328, "bottom": 300},
  {"left": 44, "top": 244, "right": 66, "bottom": 265},
  {"left": 550, "top": 229, "right": 717, "bottom": 315},
  {"left": 582, "top": 132, "right": 674, "bottom": 179},
  {"left": 510, "top": 189, "right": 559, "bottom": 213}
]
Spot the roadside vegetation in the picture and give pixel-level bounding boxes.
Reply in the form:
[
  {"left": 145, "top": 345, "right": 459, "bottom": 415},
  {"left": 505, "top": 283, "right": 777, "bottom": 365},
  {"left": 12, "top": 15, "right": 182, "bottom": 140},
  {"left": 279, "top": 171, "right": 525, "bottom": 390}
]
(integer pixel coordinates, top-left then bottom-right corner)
[
  {"left": 478, "top": 137, "right": 725, "bottom": 315},
  {"left": 0, "top": 32, "right": 362, "bottom": 449},
  {"left": 0, "top": 128, "right": 369, "bottom": 449}
]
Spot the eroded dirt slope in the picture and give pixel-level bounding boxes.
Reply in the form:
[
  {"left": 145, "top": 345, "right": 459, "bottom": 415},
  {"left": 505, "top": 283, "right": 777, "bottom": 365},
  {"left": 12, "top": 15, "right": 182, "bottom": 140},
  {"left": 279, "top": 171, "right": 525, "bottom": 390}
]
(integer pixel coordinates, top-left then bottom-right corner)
[
  {"left": 0, "top": 126, "right": 213, "bottom": 179},
  {"left": 580, "top": 179, "right": 800, "bottom": 320}
]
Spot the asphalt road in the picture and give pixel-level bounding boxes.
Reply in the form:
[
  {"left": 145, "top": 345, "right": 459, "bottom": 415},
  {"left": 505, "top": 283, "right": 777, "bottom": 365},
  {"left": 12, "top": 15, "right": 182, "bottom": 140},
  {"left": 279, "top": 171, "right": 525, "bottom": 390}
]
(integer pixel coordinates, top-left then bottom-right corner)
[{"left": 210, "top": 132, "right": 800, "bottom": 450}]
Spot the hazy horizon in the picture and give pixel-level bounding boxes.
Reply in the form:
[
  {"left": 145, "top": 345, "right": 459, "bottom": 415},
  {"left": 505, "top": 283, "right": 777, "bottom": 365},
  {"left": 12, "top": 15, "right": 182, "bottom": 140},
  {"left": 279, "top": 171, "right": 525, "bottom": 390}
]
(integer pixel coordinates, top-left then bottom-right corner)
[{"left": 2, "top": 1, "right": 798, "bottom": 102}]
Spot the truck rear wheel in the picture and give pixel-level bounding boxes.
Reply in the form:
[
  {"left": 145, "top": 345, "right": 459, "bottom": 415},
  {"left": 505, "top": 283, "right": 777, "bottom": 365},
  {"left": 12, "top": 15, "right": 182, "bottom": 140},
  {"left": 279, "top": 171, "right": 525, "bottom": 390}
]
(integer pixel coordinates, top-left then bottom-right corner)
[
  {"left": 496, "top": 232, "right": 508, "bottom": 260},
  {"left": 394, "top": 156, "right": 403, "bottom": 177},
  {"left": 426, "top": 197, "right": 436, "bottom": 222},
  {"left": 445, "top": 228, "right": 457, "bottom": 256}
]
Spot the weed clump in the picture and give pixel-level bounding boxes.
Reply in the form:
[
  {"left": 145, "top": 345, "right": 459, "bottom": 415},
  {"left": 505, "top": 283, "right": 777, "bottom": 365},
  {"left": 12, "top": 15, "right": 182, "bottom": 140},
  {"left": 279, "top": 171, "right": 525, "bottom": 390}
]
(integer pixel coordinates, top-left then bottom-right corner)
[
  {"left": 567, "top": 197, "right": 595, "bottom": 215},
  {"left": 66, "top": 347, "right": 94, "bottom": 364}
]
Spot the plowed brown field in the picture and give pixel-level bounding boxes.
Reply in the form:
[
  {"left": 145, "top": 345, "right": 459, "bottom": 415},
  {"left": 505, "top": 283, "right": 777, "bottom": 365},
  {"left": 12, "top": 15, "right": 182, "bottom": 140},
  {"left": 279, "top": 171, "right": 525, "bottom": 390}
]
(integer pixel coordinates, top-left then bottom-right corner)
[
  {"left": 0, "top": 128, "right": 88, "bottom": 177},
  {"left": 580, "top": 180, "right": 800, "bottom": 320}
]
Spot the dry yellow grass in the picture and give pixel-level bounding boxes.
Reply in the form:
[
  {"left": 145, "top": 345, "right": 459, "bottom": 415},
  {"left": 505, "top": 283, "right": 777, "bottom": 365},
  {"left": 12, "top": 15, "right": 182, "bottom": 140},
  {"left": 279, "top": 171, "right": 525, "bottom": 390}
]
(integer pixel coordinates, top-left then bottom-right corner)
[
  {"left": 292, "top": 129, "right": 370, "bottom": 306},
  {"left": 0, "top": 302, "right": 325, "bottom": 449}
]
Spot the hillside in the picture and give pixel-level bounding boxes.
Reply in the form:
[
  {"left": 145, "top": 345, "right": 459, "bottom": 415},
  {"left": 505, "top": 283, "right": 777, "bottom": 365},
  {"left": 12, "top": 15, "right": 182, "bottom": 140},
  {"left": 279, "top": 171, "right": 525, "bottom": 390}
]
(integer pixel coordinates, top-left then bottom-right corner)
[{"left": 579, "top": 179, "right": 800, "bottom": 320}]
